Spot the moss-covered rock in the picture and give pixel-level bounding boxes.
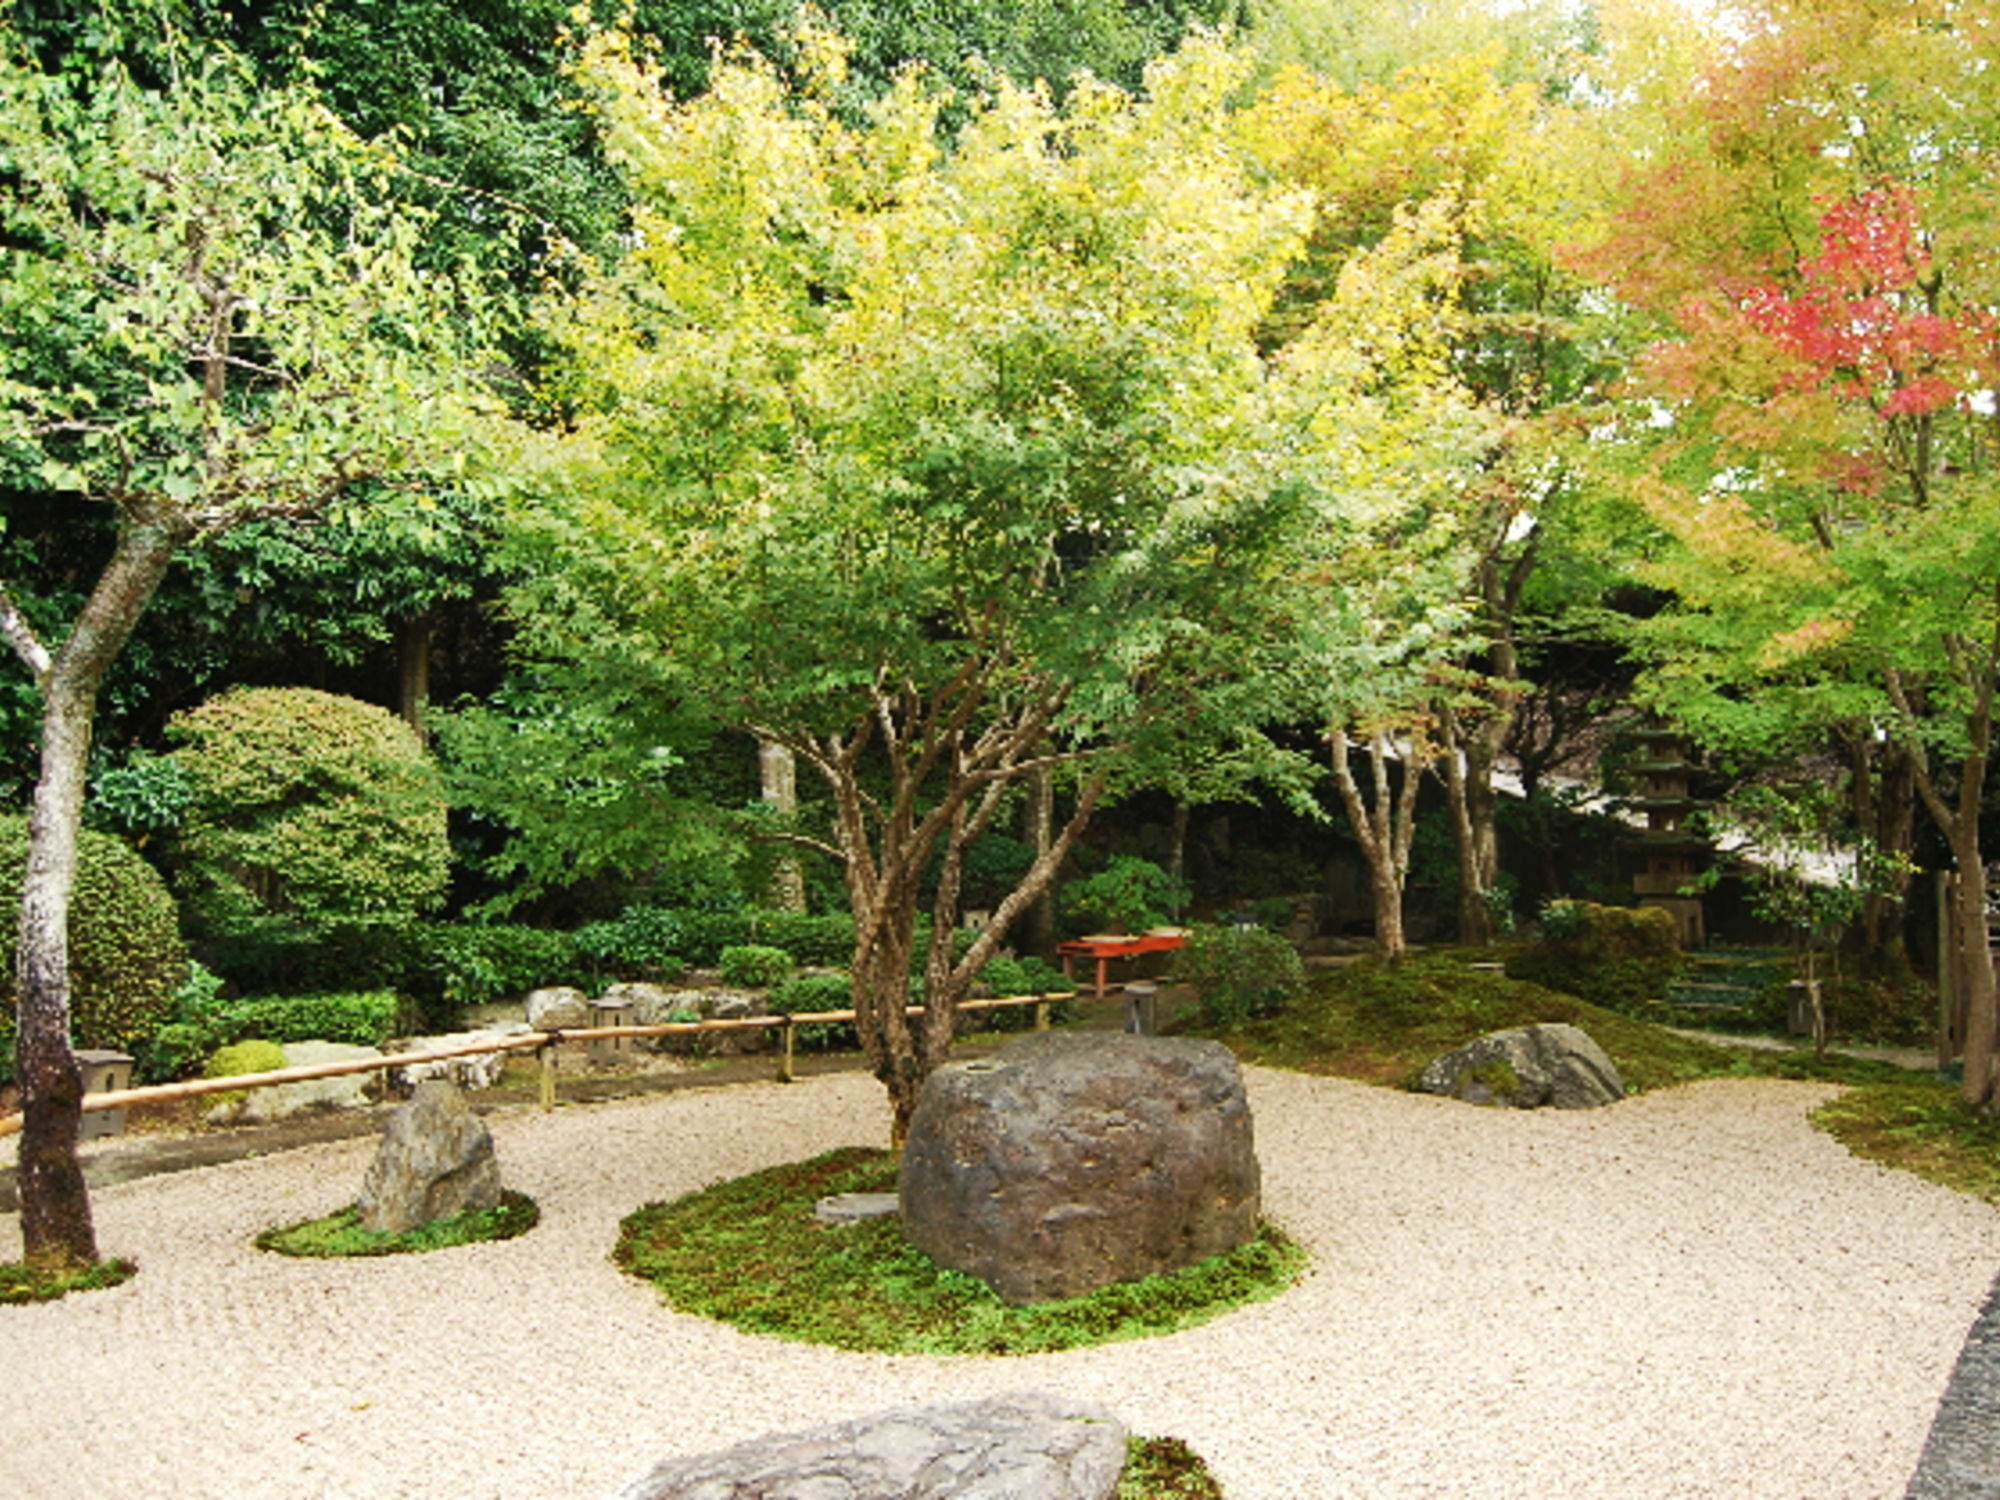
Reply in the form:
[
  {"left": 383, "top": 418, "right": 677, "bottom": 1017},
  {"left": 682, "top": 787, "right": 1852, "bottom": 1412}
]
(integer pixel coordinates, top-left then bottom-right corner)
[
  {"left": 0, "top": 815, "right": 188, "bottom": 1062},
  {"left": 202, "top": 1037, "right": 289, "bottom": 1115}
]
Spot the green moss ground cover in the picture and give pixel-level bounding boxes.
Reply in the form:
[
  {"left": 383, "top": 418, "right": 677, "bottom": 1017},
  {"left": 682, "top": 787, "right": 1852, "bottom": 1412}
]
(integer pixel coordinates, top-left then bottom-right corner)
[
  {"left": 1197, "top": 950, "right": 1919, "bottom": 1095},
  {"left": 0, "top": 1256, "right": 137, "bottom": 1304},
  {"left": 1812, "top": 1083, "right": 2000, "bottom": 1205},
  {"left": 256, "top": 1191, "right": 539, "bottom": 1257},
  {"left": 1120, "top": 1435, "right": 1223, "bottom": 1498},
  {"left": 613, "top": 1146, "right": 1305, "bottom": 1356}
]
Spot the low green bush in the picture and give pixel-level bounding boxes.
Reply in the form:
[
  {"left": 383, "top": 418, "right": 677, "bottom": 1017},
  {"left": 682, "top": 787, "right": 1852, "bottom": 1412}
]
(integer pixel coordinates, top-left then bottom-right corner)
[
  {"left": 771, "top": 971, "right": 859, "bottom": 1050},
  {"left": 719, "top": 943, "right": 795, "bottom": 988},
  {"left": 1506, "top": 900, "right": 1682, "bottom": 1013},
  {"left": 422, "top": 923, "right": 589, "bottom": 1008},
  {"left": 1169, "top": 924, "right": 1306, "bottom": 1028},
  {"left": 0, "top": 814, "right": 188, "bottom": 1071},
  {"left": 215, "top": 991, "right": 401, "bottom": 1049},
  {"left": 669, "top": 908, "right": 755, "bottom": 966},
  {"left": 1060, "top": 856, "right": 1188, "bottom": 937},
  {"left": 749, "top": 910, "right": 855, "bottom": 967},
  {"left": 978, "top": 955, "right": 1078, "bottom": 998}
]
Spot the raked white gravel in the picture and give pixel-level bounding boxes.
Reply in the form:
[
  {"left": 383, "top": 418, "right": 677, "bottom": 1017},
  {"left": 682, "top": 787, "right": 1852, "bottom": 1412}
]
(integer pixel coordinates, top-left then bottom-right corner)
[{"left": 4, "top": 1067, "right": 1998, "bottom": 1499}]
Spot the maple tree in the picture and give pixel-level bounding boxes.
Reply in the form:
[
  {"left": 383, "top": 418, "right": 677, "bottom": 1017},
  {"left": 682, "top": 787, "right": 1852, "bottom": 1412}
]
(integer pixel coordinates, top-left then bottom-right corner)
[{"left": 1585, "top": 0, "right": 2000, "bottom": 1106}]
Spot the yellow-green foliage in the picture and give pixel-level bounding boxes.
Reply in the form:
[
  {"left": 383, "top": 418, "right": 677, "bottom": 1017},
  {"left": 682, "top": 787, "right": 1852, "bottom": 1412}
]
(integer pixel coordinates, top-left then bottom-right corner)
[
  {"left": 169, "top": 688, "right": 449, "bottom": 938},
  {"left": 0, "top": 815, "right": 187, "bottom": 1052},
  {"left": 203, "top": 1037, "right": 288, "bottom": 1113}
]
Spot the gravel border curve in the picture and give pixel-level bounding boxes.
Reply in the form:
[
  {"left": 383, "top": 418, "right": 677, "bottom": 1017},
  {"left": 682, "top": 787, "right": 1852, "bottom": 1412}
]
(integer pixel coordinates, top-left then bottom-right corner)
[{"left": 3, "top": 1068, "right": 1999, "bottom": 1499}]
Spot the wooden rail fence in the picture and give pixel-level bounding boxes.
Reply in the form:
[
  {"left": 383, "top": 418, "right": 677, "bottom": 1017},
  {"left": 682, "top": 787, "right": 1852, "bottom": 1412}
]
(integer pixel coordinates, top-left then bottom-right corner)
[{"left": 0, "top": 992, "right": 1075, "bottom": 1141}]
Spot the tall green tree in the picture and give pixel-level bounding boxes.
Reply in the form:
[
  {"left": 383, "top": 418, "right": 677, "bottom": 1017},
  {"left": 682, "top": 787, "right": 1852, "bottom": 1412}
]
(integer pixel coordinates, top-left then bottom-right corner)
[
  {"left": 1583, "top": 0, "right": 2000, "bottom": 1105},
  {"left": 519, "top": 25, "right": 1464, "bottom": 1137},
  {"left": 0, "top": 34, "right": 496, "bottom": 1266}
]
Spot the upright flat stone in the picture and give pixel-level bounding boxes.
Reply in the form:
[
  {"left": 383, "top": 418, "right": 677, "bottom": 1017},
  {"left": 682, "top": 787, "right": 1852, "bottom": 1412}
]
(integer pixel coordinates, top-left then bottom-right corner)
[
  {"left": 900, "top": 1031, "right": 1259, "bottom": 1305},
  {"left": 611, "top": 1392, "right": 1127, "bottom": 1500},
  {"left": 1419, "top": 1022, "right": 1626, "bottom": 1109},
  {"left": 356, "top": 1080, "right": 502, "bottom": 1234}
]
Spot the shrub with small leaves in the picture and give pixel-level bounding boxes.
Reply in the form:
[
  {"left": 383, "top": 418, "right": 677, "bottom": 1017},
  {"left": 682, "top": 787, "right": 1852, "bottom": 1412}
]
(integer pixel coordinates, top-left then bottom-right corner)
[
  {"left": 0, "top": 814, "right": 188, "bottom": 1065},
  {"left": 719, "top": 943, "right": 794, "bottom": 988},
  {"left": 772, "top": 970, "right": 859, "bottom": 1049},
  {"left": 749, "top": 910, "right": 856, "bottom": 967},
  {"left": 1169, "top": 924, "right": 1306, "bottom": 1028},
  {"left": 169, "top": 687, "right": 450, "bottom": 949},
  {"left": 1506, "top": 900, "right": 1681, "bottom": 1013}
]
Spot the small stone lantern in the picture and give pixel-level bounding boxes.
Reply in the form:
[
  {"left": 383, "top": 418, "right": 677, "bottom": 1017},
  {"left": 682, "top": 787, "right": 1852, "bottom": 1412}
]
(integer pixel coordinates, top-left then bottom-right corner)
[
  {"left": 73, "top": 1049, "right": 134, "bottom": 1139},
  {"left": 1123, "top": 982, "right": 1160, "bottom": 1037},
  {"left": 589, "top": 997, "right": 636, "bottom": 1067}
]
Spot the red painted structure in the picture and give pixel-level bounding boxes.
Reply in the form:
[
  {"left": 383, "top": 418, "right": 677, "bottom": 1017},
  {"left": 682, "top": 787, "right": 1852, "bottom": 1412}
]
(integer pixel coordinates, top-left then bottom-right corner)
[{"left": 1056, "top": 929, "right": 1188, "bottom": 998}]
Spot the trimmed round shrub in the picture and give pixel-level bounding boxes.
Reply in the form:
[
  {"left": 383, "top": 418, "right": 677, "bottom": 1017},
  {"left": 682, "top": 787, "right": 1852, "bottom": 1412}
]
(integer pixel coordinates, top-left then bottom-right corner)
[
  {"left": 0, "top": 814, "right": 188, "bottom": 1059},
  {"left": 168, "top": 688, "right": 449, "bottom": 950},
  {"left": 202, "top": 1036, "right": 288, "bottom": 1115},
  {"left": 1169, "top": 924, "right": 1306, "bottom": 1028}
]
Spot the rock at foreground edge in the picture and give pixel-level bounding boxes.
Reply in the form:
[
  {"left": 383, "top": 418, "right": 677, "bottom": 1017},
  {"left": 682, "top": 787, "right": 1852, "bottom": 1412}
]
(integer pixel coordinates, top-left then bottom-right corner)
[
  {"left": 356, "top": 1079, "right": 502, "bottom": 1234},
  {"left": 900, "top": 1031, "right": 1259, "bottom": 1306},
  {"left": 1419, "top": 1022, "right": 1626, "bottom": 1109},
  {"left": 611, "top": 1392, "right": 1127, "bottom": 1500}
]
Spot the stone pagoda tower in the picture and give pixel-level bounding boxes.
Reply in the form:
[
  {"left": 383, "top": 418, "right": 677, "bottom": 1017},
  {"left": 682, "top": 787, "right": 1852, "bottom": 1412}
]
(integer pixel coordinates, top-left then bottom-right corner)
[{"left": 1626, "top": 722, "right": 1708, "bottom": 948}]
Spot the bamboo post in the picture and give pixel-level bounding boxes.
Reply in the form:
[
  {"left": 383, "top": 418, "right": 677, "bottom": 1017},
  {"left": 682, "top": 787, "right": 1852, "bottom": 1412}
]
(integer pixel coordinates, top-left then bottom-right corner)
[
  {"left": 538, "top": 1042, "right": 557, "bottom": 1111},
  {"left": 779, "top": 1018, "right": 797, "bottom": 1083},
  {"left": 1034, "top": 995, "right": 1050, "bottom": 1031}
]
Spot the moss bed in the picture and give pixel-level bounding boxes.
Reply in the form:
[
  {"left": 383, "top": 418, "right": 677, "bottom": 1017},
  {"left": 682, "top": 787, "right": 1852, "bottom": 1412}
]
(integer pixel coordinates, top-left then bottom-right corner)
[
  {"left": 0, "top": 1256, "right": 137, "bottom": 1304},
  {"left": 613, "top": 1146, "right": 1306, "bottom": 1356},
  {"left": 256, "top": 1190, "right": 539, "bottom": 1257}
]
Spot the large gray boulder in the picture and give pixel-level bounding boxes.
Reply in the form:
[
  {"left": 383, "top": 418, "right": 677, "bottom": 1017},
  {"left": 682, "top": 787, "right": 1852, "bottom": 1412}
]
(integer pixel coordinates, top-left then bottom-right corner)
[
  {"left": 1419, "top": 1022, "right": 1626, "bottom": 1109},
  {"left": 900, "top": 1031, "right": 1259, "bottom": 1305},
  {"left": 610, "top": 1392, "right": 1127, "bottom": 1500},
  {"left": 356, "top": 1080, "right": 502, "bottom": 1234}
]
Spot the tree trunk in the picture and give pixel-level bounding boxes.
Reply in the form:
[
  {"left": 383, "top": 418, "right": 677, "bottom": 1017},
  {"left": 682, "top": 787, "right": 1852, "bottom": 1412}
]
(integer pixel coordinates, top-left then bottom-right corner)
[
  {"left": 1439, "top": 716, "right": 1493, "bottom": 946},
  {"left": 1167, "top": 796, "right": 1191, "bottom": 920},
  {"left": 395, "top": 611, "right": 434, "bottom": 745},
  {"left": 1328, "top": 728, "right": 1425, "bottom": 963},
  {"left": 1952, "top": 842, "right": 1995, "bottom": 1111},
  {"left": 1020, "top": 762, "right": 1056, "bottom": 957},
  {"left": 12, "top": 511, "right": 189, "bottom": 1268},
  {"left": 758, "top": 738, "right": 807, "bottom": 913}
]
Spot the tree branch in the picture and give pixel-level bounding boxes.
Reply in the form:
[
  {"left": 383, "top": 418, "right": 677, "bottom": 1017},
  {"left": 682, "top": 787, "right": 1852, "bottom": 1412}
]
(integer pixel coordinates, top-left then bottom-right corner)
[{"left": 0, "top": 583, "right": 52, "bottom": 677}]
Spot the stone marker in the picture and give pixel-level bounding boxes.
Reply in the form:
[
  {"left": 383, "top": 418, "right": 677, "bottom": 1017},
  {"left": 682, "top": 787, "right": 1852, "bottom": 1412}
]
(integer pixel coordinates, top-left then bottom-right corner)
[
  {"left": 610, "top": 1392, "right": 1127, "bottom": 1500},
  {"left": 1418, "top": 1022, "right": 1626, "bottom": 1109},
  {"left": 900, "top": 1031, "right": 1260, "bottom": 1305},
  {"left": 356, "top": 1080, "right": 502, "bottom": 1234}
]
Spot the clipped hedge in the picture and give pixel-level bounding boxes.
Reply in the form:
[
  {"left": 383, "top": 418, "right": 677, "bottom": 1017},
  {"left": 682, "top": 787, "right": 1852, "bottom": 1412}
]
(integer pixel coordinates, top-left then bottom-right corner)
[{"left": 0, "top": 814, "right": 188, "bottom": 1063}]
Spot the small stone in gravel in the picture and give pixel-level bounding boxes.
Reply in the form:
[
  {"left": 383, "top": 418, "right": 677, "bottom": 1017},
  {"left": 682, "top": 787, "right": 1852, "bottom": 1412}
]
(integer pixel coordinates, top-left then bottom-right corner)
[
  {"left": 815, "top": 1192, "right": 899, "bottom": 1223},
  {"left": 609, "top": 1391, "right": 1127, "bottom": 1500}
]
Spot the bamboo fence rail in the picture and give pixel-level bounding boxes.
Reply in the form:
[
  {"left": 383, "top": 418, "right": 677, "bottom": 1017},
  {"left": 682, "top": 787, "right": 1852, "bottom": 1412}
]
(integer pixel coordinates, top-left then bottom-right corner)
[{"left": 0, "top": 991, "right": 1078, "bottom": 1140}]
